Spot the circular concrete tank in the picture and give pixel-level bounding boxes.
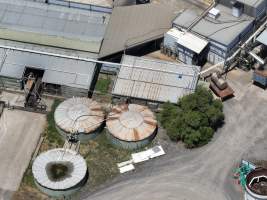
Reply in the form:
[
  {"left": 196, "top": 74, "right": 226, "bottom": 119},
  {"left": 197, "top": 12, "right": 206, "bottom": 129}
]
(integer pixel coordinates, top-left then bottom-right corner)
[
  {"left": 54, "top": 97, "right": 105, "bottom": 142},
  {"left": 245, "top": 168, "right": 267, "bottom": 200},
  {"left": 32, "top": 148, "right": 88, "bottom": 198},
  {"left": 106, "top": 104, "right": 157, "bottom": 150}
]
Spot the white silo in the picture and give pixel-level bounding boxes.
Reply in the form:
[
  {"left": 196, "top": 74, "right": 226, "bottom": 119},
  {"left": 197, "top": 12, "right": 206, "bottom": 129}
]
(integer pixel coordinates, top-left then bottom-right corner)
[
  {"left": 245, "top": 168, "right": 267, "bottom": 200},
  {"left": 32, "top": 148, "right": 88, "bottom": 198},
  {"left": 106, "top": 104, "right": 157, "bottom": 150},
  {"left": 54, "top": 97, "right": 105, "bottom": 142}
]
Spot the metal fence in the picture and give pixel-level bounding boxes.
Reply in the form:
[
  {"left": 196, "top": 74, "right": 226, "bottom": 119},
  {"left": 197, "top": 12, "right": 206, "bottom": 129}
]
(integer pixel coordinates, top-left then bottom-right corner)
[{"left": 46, "top": 0, "right": 113, "bottom": 13}]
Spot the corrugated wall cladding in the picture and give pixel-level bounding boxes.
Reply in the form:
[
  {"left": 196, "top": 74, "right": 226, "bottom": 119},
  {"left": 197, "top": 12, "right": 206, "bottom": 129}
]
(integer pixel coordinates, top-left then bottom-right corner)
[
  {"left": 0, "top": 77, "right": 20, "bottom": 90},
  {"left": 106, "top": 129, "right": 157, "bottom": 150},
  {"left": 106, "top": 104, "right": 157, "bottom": 150}
]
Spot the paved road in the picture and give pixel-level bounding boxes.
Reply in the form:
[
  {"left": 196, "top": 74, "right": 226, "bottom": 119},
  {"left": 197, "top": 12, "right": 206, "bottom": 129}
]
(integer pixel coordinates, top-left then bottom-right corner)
[
  {"left": 83, "top": 71, "right": 267, "bottom": 200},
  {"left": 0, "top": 109, "right": 46, "bottom": 200}
]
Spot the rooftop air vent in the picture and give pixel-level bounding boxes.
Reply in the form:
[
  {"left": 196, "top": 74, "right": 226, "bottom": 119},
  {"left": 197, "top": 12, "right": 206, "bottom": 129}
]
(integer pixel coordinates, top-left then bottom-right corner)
[{"left": 208, "top": 8, "right": 220, "bottom": 19}]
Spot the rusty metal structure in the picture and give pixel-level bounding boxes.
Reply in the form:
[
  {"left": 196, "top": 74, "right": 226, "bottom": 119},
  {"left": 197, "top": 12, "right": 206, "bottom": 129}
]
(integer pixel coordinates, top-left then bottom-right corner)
[
  {"left": 54, "top": 97, "right": 105, "bottom": 142},
  {"left": 245, "top": 168, "right": 267, "bottom": 200},
  {"left": 106, "top": 104, "right": 157, "bottom": 150}
]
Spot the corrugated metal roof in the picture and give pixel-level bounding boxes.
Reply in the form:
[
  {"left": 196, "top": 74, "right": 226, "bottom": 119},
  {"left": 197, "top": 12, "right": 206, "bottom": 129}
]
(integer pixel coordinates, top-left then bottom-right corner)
[
  {"left": 0, "top": 0, "right": 110, "bottom": 53},
  {"left": 54, "top": 98, "right": 105, "bottom": 133},
  {"left": 64, "top": 0, "right": 113, "bottom": 7},
  {"left": 32, "top": 148, "right": 87, "bottom": 190},
  {"left": 106, "top": 104, "right": 157, "bottom": 142},
  {"left": 0, "top": 38, "right": 98, "bottom": 59},
  {"left": 166, "top": 28, "right": 208, "bottom": 54},
  {"left": 256, "top": 29, "right": 267, "bottom": 46},
  {"left": 173, "top": 4, "right": 254, "bottom": 47},
  {"left": 112, "top": 55, "right": 200, "bottom": 103},
  {"left": 0, "top": 48, "right": 96, "bottom": 89},
  {"left": 99, "top": 3, "right": 175, "bottom": 58}
]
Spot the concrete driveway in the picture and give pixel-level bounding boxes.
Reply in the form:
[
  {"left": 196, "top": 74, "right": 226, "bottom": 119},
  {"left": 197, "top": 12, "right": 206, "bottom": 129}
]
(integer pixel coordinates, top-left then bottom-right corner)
[
  {"left": 82, "top": 70, "right": 267, "bottom": 200},
  {"left": 0, "top": 109, "right": 46, "bottom": 200}
]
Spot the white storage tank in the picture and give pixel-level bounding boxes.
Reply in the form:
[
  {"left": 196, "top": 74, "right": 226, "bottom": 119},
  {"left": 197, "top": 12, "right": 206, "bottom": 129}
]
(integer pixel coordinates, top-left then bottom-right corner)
[
  {"left": 54, "top": 97, "right": 105, "bottom": 142},
  {"left": 32, "top": 148, "right": 88, "bottom": 198},
  {"left": 106, "top": 104, "right": 157, "bottom": 150},
  {"left": 245, "top": 168, "right": 267, "bottom": 200}
]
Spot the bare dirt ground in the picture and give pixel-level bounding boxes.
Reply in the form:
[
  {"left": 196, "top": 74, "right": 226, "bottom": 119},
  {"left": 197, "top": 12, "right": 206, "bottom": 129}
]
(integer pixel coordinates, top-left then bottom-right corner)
[
  {"left": 80, "top": 69, "right": 267, "bottom": 200},
  {"left": 0, "top": 109, "right": 46, "bottom": 200}
]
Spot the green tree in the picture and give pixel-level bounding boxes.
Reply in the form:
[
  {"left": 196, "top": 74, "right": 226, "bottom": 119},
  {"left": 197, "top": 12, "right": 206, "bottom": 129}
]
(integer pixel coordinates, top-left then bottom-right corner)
[{"left": 159, "top": 86, "right": 224, "bottom": 148}]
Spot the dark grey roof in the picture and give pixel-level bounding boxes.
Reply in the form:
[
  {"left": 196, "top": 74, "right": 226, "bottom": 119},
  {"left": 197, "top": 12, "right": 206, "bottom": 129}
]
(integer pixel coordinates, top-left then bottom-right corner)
[
  {"left": 173, "top": 4, "right": 254, "bottom": 47},
  {"left": 0, "top": 47, "right": 96, "bottom": 89},
  {"left": 112, "top": 55, "right": 200, "bottom": 103},
  {"left": 0, "top": 0, "right": 110, "bottom": 53},
  {"left": 236, "top": 0, "right": 264, "bottom": 8},
  {"left": 99, "top": 3, "right": 176, "bottom": 58}
]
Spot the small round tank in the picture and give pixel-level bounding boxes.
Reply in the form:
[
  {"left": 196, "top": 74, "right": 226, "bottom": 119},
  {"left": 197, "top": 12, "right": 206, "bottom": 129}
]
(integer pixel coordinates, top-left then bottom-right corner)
[
  {"left": 32, "top": 148, "right": 88, "bottom": 198},
  {"left": 54, "top": 97, "right": 105, "bottom": 142},
  {"left": 245, "top": 168, "right": 267, "bottom": 200},
  {"left": 106, "top": 104, "right": 157, "bottom": 150}
]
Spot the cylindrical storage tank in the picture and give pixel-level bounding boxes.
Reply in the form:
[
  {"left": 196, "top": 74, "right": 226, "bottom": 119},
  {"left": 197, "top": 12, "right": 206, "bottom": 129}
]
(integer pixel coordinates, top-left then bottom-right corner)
[
  {"left": 106, "top": 104, "right": 157, "bottom": 150},
  {"left": 32, "top": 148, "right": 88, "bottom": 198},
  {"left": 245, "top": 168, "right": 267, "bottom": 200},
  {"left": 54, "top": 97, "right": 105, "bottom": 142}
]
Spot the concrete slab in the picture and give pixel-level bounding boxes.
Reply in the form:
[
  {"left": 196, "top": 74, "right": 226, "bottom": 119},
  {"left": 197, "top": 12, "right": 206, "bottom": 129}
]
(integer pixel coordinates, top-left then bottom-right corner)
[
  {"left": 0, "top": 109, "right": 46, "bottom": 198},
  {"left": 0, "top": 91, "right": 54, "bottom": 112}
]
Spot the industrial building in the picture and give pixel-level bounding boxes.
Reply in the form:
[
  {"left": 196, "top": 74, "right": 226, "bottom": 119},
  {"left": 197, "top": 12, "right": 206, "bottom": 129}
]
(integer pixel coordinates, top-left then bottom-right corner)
[
  {"left": 0, "top": 47, "right": 98, "bottom": 98},
  {"left": 165, "top": 2, "right": 258, "bottom": 64},
  {"left": 0, "top": 0, "right": 110, "bottom": 98},
  {"left": 252, "top": 27, "right": 267, "bottom": 87},
  {"left": 54, "top": 97, "right": 105, "bottom": 142},
  {"left": 99, "top": 3, "right": 175, "bottom": 60},
  {"left": 41, "top": 0, "right": 149, "bottom": 10},
  {"left": 0, "top": 0, "right": 109, "bottom": 53},
  {"left": 32, "top": 148, "right": 88, "bottom": 198},
  {"left": 164, "top": 28, "right": 209, "bottom": 65},
  {"left": 112, "top": 55, "right": 200, "bottom": 104},
  {"left": 218, "top": 0, "right": 267, "bottom": 19},
  {"left": 106, "top": 104, "right": 157, "bottom": 149}
]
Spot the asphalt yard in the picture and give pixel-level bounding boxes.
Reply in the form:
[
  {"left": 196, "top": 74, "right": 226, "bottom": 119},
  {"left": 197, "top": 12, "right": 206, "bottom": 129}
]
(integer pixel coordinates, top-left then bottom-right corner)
[{"left": 83, "top": 69, "right": 267, "bottom": 200}]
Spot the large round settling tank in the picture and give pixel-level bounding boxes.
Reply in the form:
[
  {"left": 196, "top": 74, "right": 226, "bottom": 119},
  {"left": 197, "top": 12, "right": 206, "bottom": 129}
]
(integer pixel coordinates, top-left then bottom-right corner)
[
  {"left": 245, "top": 168, "right": 267, "bottom": 200},
  {"left": 54, "top": 97, "right": 105, "bottom": 142},
  {"left": 32, "top": 148, "right": 88, "bottom": 198},
  {"left": 106, "top": 104, "right": 157, "bottom": 150}
]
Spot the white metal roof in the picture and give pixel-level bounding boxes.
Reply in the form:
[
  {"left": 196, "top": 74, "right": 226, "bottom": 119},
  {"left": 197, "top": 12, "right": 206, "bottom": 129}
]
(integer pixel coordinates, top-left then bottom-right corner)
[
  {"left": 112, "top": 55, "right": 200, "bottom": 103},
  {"left": 106, "top": 104, "right": 157, "bottom": 142},
  {"left": 32, "top": 148, "right": 87, "bottom": 190},
  {"left": 54, "top": 97, "right": 105, "bottom": 133},
  {"left": 166, "top": 28, "right": 208, "bottom": 54},
  {"left": 0, "top": 48, "right": 96, "bottom": 89},
  {"left": 257, "top": 29, "right": 267, "bottom": 46},
  {"left": 208, "top": 8, "right": 220, "bottom": 16}
]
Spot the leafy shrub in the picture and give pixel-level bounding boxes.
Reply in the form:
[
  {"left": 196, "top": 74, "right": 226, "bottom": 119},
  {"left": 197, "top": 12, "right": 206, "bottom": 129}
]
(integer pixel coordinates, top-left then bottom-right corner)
[{"left": 159, "top": 86, "right": 224, "bottom": 148}]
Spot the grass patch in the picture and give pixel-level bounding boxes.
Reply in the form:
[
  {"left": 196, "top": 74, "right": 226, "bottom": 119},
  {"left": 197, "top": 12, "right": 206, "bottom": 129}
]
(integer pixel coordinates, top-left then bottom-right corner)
[
  {"left": 79, "top": 132, "right": 132, "bottom": 187},
  {"left": 95, "top": 77, "right": 111, "bottom": 94},
  {"left": 21, "top": 164, "right": 35, "bottom": 188},
  {"left": 43, "top": 99, "right": 64, "bottom": 148}
]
